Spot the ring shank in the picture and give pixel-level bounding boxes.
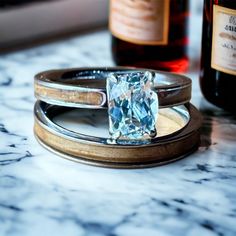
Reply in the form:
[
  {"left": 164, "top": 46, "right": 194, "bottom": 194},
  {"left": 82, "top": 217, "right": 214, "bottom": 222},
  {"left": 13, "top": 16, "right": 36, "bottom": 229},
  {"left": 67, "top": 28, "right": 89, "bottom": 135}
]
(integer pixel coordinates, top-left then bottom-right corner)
[
  {"left": 35, "top": 67, "right": 192, "bottom": 109},
  {"left": 34, "top": 101, "right": 202, "bottom": 168}
]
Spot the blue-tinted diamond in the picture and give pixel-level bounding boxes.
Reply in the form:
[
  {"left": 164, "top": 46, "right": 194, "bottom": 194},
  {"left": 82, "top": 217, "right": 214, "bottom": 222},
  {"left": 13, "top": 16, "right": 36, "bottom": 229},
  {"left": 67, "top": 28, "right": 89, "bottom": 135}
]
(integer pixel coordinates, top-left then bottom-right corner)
[{"left": 107, "top": 71, "right": 158, "bottom": 139}]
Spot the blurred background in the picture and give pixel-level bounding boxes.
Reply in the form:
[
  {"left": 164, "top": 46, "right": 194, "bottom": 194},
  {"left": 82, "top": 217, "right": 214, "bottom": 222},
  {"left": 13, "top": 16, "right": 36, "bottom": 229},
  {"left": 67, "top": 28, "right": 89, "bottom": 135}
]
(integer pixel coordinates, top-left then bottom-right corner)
[
  {"left": 0, "top": 0, "right": 203, "bottom": 53},
  {"left": 0, "top": 0, "right": 108, "bottom": 51}
]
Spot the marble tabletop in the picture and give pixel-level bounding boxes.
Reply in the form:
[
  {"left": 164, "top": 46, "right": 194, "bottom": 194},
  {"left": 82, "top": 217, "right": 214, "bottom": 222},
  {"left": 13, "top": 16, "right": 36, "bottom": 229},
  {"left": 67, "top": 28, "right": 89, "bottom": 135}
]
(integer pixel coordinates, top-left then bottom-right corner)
[{"left": 0, "top": 28, "right": 236, "bottom": 236}]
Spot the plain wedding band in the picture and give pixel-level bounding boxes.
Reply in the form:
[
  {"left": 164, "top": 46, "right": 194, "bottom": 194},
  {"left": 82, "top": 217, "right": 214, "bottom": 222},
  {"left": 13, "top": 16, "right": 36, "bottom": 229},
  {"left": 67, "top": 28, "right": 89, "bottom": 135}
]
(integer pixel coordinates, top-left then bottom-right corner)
[{"left": 34, "top": 101, "right": 202, "bottom": 168}]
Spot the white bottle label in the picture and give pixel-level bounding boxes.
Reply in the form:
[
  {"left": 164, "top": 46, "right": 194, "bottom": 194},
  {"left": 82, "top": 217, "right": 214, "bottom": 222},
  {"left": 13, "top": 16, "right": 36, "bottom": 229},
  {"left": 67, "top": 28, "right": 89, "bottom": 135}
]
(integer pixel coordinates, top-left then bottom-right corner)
[
  {"left": 109, "top": 0, "right": 170, "bottom": 45},
  {"left": 211, "top": 5, "right": 236, "bottom": 76}
]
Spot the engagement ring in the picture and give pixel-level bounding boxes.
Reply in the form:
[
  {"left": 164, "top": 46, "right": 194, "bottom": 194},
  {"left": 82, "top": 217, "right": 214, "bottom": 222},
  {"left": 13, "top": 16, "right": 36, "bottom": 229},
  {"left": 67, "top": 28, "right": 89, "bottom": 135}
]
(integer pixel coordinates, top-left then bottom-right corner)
[{"left": 35, "top": 67, "right": 192, "bottom": 141}]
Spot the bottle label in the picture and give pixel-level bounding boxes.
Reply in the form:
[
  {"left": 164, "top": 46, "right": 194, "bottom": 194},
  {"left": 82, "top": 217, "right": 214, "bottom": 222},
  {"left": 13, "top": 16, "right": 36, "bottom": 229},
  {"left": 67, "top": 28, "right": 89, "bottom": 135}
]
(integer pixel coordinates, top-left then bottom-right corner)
[
  {"left": 109, "top": 0, "right": 170, "bottom": 45},
  {"left": 211, "top": 5, "right": 236, "bottom": 76}
]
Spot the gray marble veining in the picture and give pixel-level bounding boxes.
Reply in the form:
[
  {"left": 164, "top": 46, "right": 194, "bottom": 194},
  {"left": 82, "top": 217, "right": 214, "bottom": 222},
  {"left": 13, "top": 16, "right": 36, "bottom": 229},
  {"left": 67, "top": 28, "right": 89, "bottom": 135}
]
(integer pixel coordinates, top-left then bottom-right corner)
[{"left": 0, "top": 30, "right": 236, "bottom": 236}]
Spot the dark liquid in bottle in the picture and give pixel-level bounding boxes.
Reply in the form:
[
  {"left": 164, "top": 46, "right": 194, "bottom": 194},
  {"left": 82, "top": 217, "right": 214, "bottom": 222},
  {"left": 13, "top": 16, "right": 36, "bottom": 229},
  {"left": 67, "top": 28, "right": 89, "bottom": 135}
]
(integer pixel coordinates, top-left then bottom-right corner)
[
  {"left": 111, "top": 0, "right": 189, "bottom": 73},
  {"left": 200, "top": 0, "right": 236, "bottom": 112}
]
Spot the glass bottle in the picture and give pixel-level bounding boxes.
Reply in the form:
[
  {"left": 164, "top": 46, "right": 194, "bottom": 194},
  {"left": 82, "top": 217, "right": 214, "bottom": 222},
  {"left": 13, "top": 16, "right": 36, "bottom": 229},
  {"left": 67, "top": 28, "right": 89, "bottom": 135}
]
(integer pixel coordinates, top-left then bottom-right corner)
[
  {"left": 200, "top": 0, "right": 236, "bottom": 112},
  {"left": 109, "top": 0, "right": 189, "bottom": 73}
]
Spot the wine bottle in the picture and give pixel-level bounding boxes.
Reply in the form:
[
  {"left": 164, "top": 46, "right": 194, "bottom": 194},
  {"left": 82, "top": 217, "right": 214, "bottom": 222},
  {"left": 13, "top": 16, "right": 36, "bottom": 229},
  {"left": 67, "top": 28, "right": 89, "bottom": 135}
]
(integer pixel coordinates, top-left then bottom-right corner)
[
  {"left": 200, "top": 0, "right": 236, "bottom": 112},
  {"left": 109, "top": 0, "right": 189, "bottom": 72}
]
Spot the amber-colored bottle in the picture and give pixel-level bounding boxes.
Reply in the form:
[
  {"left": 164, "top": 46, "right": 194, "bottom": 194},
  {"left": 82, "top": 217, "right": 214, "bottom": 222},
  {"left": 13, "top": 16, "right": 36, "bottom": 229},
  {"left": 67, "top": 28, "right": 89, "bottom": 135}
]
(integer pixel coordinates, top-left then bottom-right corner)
[
  {"left": 200, "top": 0, "right": 236, "bottom": 112},
  {"left": 109, "top": 0, "right": 189, "bottom": 72}
]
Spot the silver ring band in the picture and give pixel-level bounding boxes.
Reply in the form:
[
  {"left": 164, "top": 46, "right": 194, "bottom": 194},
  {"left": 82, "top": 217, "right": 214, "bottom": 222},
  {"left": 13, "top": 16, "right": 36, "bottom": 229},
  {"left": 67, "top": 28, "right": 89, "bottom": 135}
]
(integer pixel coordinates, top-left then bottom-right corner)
[
  {"left": 34, "top": 67, "right": 192, "bottom": 109},
  {"left": 34, "top": 101, "right": 202, "bottom": 167}
]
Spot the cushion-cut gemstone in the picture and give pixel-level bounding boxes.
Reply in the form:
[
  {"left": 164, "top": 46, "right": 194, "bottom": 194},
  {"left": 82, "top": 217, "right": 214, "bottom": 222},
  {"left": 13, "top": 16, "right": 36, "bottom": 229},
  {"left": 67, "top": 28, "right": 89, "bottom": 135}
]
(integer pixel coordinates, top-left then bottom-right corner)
[{"left": 107, "top": 71, "right": 158, "bottom": 139}]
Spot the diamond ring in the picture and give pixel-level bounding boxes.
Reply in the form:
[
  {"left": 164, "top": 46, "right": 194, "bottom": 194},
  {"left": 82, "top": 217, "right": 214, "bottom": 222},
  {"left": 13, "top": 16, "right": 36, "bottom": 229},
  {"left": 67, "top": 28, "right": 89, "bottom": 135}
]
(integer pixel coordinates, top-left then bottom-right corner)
[
  {"left": 34, "top": 67, "right": 191, "bottom": 140},
  {"left": 107, "top": 71, "right": 158, "bottom": 139}
]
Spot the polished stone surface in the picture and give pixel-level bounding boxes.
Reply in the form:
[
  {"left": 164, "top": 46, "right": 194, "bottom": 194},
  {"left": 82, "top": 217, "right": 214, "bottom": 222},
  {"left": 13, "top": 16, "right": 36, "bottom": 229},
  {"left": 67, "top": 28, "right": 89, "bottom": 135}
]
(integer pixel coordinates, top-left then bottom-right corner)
[
  {"left": 107, "top": 71, "right": 158, "bottom": 139},
  {"left": 0, "top": 28, "right": 236, "bottom": 236}
]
